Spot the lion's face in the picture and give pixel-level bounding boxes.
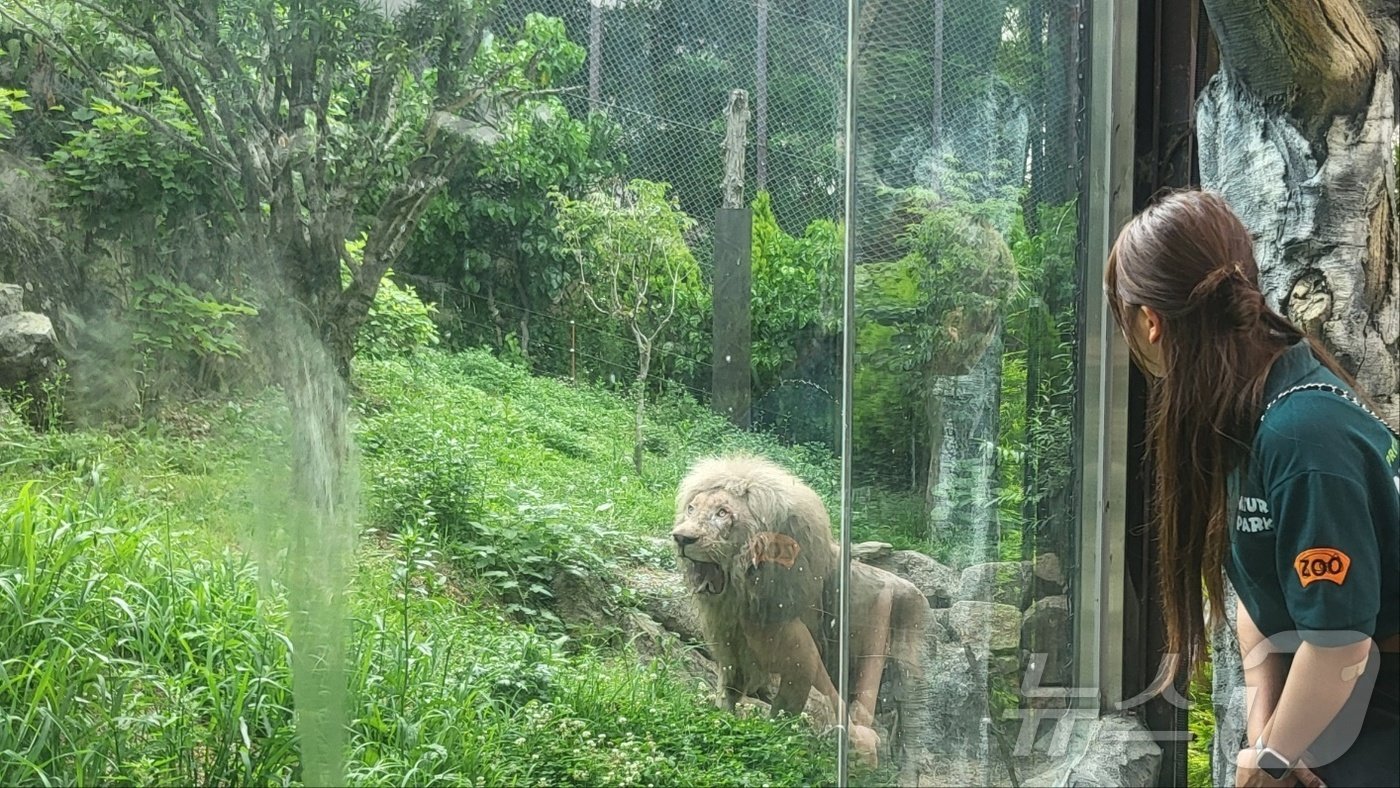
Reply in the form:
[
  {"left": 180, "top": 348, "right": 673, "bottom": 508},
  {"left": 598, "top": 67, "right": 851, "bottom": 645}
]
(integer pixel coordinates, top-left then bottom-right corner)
[{"left": 671, "top": 489, "right": 749, "bottom": 595}]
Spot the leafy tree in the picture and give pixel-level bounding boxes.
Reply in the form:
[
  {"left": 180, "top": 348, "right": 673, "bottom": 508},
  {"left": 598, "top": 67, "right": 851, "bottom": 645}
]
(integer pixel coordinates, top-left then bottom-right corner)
[
  {"left": 0, "top": 0, "right": 581, "bottom": 379},
  {"left": 856, "top": 192, "right": 1018, "bottom": 512},
  {"left": 343, "top": 235, "right": 440, "bottom": 359},
  {"left": 406, "top": 98, "right": 624, "bottom": 365},
  {"left": 554, "top": 179, "right": 705, "bottom": 474},
  {"left": 749, "top": 190, "right": 840, "bottom": 394}
]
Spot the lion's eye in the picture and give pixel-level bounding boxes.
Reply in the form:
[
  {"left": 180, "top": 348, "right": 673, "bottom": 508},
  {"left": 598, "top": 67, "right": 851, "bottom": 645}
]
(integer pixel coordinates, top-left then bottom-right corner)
[
  {"left": 716, "top": 507, "right": 729, "bottom": 518},
  {"left": 686, "top": 504, "right": 694, "bottom": 515}
]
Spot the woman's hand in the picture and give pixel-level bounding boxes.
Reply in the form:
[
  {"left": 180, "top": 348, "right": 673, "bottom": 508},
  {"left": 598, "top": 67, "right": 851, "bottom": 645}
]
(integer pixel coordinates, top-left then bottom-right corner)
[{"left": 1234, "top": 748, "right": 1328, "bottom": 788}]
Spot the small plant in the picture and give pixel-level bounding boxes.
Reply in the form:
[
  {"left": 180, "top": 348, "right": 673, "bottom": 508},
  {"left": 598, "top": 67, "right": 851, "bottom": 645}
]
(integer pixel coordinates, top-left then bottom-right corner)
[
  {"left": 0, "top": 86, "right": 30, "bottom": 139},
  {"left": 554, "top": 179, "right": 706, "bottom": 475},
  {"left": 130, "top": 274, "right": 257, "bottom": 410},
  {"left": 1188, "top": 660, "right": 1216, "bottom": 787}
]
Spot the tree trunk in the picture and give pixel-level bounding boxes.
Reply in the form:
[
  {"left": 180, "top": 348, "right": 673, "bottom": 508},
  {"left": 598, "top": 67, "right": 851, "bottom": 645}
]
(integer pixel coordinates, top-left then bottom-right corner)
[
  {"left": 634, "top": 344, "right": 650, "bottom": 475},
  {"left": 922, "top": 385, "right": 945, "bottom": 516},
  {"left": 1201, "top": 3, "right": 1398, "bottom": 783},
  {"left": 1198, "top": 0, "right": 1398, "bottom": 428}
]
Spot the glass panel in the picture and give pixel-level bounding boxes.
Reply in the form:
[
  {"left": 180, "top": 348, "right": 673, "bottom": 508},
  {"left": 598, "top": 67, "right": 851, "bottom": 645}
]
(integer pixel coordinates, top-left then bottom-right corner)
[
  {"left": 1, "top": 0, "right": 851, "bottom": 786},
  {"left": 846, "top": 0, "right": 1088, "bottom": 784}
]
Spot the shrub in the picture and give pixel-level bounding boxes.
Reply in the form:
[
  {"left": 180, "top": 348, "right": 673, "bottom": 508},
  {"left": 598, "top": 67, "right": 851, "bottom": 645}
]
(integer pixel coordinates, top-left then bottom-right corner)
[{"left": 345, "top": 235, "right": 440, "bottom": 359}]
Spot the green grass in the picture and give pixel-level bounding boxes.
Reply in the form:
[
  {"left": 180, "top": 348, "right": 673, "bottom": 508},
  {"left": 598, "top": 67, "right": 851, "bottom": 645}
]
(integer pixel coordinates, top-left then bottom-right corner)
[
  {"left": 1187, "top": 661, "right": 1215, "bottom": 788},
  {"left": 0, "top": 349, "right": 859, "bottom": 786}
]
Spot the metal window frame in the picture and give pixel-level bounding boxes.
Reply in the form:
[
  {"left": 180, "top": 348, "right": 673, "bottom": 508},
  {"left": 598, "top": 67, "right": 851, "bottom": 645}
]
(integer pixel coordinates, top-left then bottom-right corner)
[
  {"left": 1074, "top": 0, "right": 1138, "bottom": 712},
  {"left": 837, "top": 0, "right": 859, "bottom": 782}
]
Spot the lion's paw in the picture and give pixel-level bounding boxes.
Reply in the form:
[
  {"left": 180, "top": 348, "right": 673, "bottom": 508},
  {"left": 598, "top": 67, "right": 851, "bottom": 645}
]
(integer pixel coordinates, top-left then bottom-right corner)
[
  {"left": 850, "top": 700, "right": 875, "bottom": 728},
  {"left": 850, "top": 724, "right": 880, "bottom": 768}
]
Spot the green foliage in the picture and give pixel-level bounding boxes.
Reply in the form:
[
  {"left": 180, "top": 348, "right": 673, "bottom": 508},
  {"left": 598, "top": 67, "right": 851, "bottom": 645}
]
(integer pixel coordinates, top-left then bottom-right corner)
[
  {"left": 121, "top": 274, "right": 258, "bottom": 412},
  {"left": 406, "top": 38, "right": 625, "bottom": 374},
  {"left": 0, "top": 86, "right": 29, "bottom": 139},
  {"left": 359, "top": 271, "right": 440, "bottom": 357},
  {"left": 1188, "top": 662, "right": 1215, "bottom": 788},
  {"left": 555, "top": 180, "right": 705, "bottom": 335},
  {"left": 132, "top": 275, "right": 257, "bottom": 361},
  {"left": 344, "top": 236, "right": 440, "bottom": 358},
  {"left": 47, "top": 67, "right": 217, "bottom": 238},
  {"left": 555, "top": 178, "right": 709, "bottom": 381},
  {"left": 853, "top": 193, "right": 1019, "bottom": 494},
  {"left": 1003, "top": 200, "right": 1079, "bottom": 553},
  {"left": 750, "top": 191, "right": 841, "bottom": 392},
  {"left": 0, "top": 355, "right": 860, "bottom": 787}
]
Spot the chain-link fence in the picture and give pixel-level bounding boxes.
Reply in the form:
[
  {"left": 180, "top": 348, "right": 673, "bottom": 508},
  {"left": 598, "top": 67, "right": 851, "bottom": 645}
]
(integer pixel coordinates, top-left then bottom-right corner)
[
  {"left": 480, "top": 0, "right": 848, "bottom": 443},
  {"left": 502, "top": 0, "right": 846, "bottom": 240}
]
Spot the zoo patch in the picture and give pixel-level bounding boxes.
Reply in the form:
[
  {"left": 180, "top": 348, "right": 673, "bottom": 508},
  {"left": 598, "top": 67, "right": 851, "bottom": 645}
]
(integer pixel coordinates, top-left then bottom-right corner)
[
  {"left": 746, "top": 532, "right": 801, "bottom": 569},
  {"left": 1293, "top": 548, "right": 1351, "bottom": 588}
]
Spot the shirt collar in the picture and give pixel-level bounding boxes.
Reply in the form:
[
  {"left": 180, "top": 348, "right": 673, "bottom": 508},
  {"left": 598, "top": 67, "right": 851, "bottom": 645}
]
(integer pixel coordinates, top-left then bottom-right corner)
[{"left": 1262, "top": 339, "right": 1325, "bottom": 402}]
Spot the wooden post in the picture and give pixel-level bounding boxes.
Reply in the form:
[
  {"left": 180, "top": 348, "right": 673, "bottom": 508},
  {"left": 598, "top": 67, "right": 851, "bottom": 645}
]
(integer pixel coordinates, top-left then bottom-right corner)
[
  {"left": 755, "top": 0, "right": 769, "bottom": 190},
  {"left": 720, "top": 90, "right": 750, "bottom": 210},
  {"left": 588, "top": 0, "right": 603, "bottom": 111},
  {"left": 570, "top": 319, "right": 577, "bottom": 384},
  {"left": 713, "top": 89, "right": 752, "bottom": 428}
]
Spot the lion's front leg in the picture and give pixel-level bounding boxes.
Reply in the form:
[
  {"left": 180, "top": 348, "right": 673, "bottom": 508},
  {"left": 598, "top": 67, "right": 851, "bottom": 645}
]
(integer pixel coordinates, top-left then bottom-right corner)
[
  {"left": 850, "top": 583, "right": 894, "bottom": 729},
  {"left": 741, "top": 617, "right": 828, "bottom": 717}
]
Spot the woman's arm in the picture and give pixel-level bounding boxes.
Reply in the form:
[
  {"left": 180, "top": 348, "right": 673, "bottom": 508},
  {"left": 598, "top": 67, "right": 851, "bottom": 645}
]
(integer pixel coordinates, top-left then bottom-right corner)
[
  {"left": 1236, "top": 597, "right": 1287, "bottom": 746},
  {"left": 1258, "top": 638, "right": 1371, "bottom": 765}
]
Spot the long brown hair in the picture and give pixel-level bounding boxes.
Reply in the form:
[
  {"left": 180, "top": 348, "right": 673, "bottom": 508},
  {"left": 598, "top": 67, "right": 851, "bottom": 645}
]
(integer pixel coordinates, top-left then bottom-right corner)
[{"left": 1105, "top": 190, "right": 1360, "bottom": 688}]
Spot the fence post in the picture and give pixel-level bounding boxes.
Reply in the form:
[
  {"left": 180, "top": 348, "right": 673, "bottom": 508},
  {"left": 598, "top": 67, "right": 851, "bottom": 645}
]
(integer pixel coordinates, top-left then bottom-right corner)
[
  {"left": 712, "top": 89, "right": 752, "bottom": 429},
  {"left": 570, "top": 319, "right": 577, "bottom": 385},
  {"left": 588, "top": 0, "right": 603, "bottom": 112}
]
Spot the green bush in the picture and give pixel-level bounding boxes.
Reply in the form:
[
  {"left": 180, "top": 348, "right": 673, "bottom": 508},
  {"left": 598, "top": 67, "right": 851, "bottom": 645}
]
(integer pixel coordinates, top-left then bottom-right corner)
[
  {"left": 750, "top": 191, "right": 841, "bottom": 393},
  {"left": 1188, "top": 661, "right": 1215, "bottom": 788},
  {"left": 345, "top": 236, "right": 440, "bottom": 359}
]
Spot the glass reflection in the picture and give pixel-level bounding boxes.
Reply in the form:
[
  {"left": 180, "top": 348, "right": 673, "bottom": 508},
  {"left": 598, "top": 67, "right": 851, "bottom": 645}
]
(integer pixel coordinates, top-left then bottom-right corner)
[{"left": 847, "top": 0, "right": 1086, "bottom": 784}]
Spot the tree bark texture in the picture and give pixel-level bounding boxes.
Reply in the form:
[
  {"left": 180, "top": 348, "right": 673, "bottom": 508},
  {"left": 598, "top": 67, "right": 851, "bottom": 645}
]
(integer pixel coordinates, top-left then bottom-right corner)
[
  {"left": 721, "top": 89, "right": 751, "bottom": 210},
  {"left": 1198, "top": 0, "right": 1399, "bottom": 428}
]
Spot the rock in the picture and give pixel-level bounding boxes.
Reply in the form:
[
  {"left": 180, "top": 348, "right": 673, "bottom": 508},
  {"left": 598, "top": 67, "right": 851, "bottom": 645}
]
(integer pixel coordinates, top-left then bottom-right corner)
[
  {"left": 958, "top": 560, "right": 1032, "bottom": 607},
  {"left": 622, "top": 565, "right": 705, "bottom": 644},
  {"left": 1032, "top": 552, "right": 1066, "bottom": 598},
  {"left": 947, "top": 600, "right": 1021, "bottom": 653},
  {"left": 0, "top": 284, "right": 22, "bottom": 316},
  {"left": 622, "top": 608, "right": 716, "bottom": 686},
  {"left": 852, "top": 541, "right": 893, "bottom": 561},
  {"left": 551, "top": 566, "right": 625, "bottom": 638},
  {"left": 927, "top": 607, "right": 956, "bottom": 642},
  {"left": 923, "top": 642, "right": 990, "bottom": 750},
  {"left": 1022, "top": 712, "right": 1162, "bottom": 787},
  {"left": 862, "top": 549, "right": 959, "bottom": 608},
  {"left": 0, "top": 311, "right": 56, "bottom": 385},
  {"left": 1021, "top": 595, "right": 1072, "bottom": 686},
  {"left": 551, "top": 566, "right": 716, "bottom": 687}
]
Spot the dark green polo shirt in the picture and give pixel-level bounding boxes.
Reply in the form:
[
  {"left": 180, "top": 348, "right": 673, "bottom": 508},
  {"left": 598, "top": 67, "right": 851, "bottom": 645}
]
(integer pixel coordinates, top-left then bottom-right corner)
[{"left": 1227, "top": 341, "right": 1400, "bottom": 646}]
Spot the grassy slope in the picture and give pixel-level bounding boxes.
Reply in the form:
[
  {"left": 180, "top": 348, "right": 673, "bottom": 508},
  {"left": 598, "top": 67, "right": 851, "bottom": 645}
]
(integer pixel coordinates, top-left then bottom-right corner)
[{"left": 0, "top": 349, "right": 856, "bottom": 787}]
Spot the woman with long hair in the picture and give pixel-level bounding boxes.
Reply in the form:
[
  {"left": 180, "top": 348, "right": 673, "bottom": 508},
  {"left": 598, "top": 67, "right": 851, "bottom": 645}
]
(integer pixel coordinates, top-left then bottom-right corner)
[{"left": 1105, "top": 190, "right": 1399, "bottom": 787}]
